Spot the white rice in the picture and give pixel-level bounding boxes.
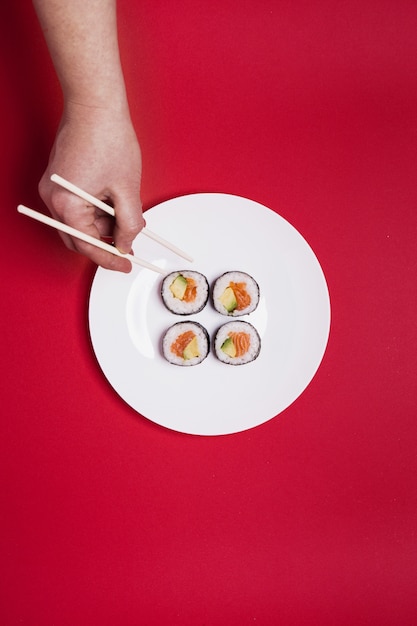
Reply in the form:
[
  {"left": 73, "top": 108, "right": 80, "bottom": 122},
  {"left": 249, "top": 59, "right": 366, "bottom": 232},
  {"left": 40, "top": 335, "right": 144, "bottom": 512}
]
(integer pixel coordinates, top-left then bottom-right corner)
[
  {"left": 161, "top": 270, "right": 209, "bottom": 315},
  {"left": 214, "top": 321, "right": 261, "bottom": 365},
  {"left": 212, "top": 271, "right": 260, "bottom": 316},
  {"left": 162, "top": 321, "right": 210, "bottom": 366}
]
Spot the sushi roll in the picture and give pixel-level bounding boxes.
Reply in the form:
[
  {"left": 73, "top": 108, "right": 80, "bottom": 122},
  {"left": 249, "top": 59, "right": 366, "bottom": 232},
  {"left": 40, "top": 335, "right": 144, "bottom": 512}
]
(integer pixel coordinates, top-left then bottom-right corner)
[
  {"left": 212, "top": 271, "right": 260, "bottom": 316},
  {"left": 162, "top": 321, "right": 210, "bottom": 366},
  {"left": 214, "top": 321, "right": 261, "bottom": 365},
  {"left": 161, "top": 270, "right": 209, "bottom": 315}
]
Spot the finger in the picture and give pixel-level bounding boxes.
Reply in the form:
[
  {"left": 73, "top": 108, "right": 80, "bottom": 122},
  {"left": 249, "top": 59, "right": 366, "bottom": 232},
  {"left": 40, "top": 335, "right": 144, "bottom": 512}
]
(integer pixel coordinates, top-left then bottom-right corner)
[
  {"left": 54, "top": 221, "right": 132, "bottom": 272},
  {"left": 94, "top": 212, "right": 116, "bottom": 239},
  {"left": 49, "top": 190, "right": 132, "bottom": 272},
  {"left": 71, "top": 238, "right": 133, "bottom": 272},
  {"left": 56, "top": 229, "right": 77, "bottom": 251},
  {"left": 112, "top": 195, "right": 145, "bottom": 255},
  {"left": 64, "top": 215, "right": 133, "bottom": 272}
]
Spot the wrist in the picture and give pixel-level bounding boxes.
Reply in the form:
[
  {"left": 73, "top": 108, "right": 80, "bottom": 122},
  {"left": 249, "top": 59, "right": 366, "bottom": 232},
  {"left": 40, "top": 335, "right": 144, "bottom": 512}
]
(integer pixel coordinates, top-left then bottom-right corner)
[{"left": 62, "top": 96, "right": 131, "bottom": 126}]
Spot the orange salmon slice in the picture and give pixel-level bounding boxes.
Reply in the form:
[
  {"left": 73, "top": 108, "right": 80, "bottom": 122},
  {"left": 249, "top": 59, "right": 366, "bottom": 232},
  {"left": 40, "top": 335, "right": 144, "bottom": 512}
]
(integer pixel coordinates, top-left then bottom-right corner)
[
  {"left": 228, "top": 332, "right": 250, "bottom": 357},
  {"left": 230, "top": 282, "right": 251, "bottom": 310},
  {"left": 171, "top": 330, "right": 196, "bottom": 357},
  {"left": 183, "top": 277, "right": 197, "bottom": 302}
]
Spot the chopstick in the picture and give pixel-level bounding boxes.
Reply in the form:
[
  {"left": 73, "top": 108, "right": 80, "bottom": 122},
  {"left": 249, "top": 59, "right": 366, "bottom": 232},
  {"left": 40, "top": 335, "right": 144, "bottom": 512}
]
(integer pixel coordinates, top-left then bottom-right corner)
[
  {"left": 17, "top": 204, "right": 167, "bottom": 275},
  {"left": 50, "top": 174, "right": 193, "bottom": 262}
]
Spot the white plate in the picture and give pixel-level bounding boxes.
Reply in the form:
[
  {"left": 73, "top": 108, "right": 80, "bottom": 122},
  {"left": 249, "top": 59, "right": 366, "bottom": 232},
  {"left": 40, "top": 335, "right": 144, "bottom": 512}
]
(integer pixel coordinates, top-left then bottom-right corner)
[{"left": 88, "top": 193, "right": 330, "bottom": 436}]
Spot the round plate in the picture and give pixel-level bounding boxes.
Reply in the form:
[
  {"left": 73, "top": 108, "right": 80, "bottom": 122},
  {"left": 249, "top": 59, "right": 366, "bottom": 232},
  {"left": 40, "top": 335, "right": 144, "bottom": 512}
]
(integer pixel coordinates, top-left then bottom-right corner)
[{"left": 88, "top": 193, "right": 330, "bottom": 436}]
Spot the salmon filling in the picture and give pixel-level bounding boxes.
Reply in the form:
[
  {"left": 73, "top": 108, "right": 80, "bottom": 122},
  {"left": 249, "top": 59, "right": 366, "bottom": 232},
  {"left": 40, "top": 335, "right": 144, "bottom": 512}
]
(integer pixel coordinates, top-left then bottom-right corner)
[
  {"left": 183, "top": 277, "right": 197, "bottom": 302},
  {"left": 229, "top": 282, "right": 251, "bottom": 310},
  {"left": 228, "top": 332, "right": 250, "bottom": 357},
  {"left": 171, "top": 331, "right": 196, "bottom": 357}
]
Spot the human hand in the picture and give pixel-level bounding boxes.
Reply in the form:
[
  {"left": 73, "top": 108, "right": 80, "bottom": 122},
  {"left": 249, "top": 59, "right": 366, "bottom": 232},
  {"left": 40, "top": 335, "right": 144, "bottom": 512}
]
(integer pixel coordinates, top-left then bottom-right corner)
[{"left": 38, "top": 102, "right": 144, "bottom": 272}]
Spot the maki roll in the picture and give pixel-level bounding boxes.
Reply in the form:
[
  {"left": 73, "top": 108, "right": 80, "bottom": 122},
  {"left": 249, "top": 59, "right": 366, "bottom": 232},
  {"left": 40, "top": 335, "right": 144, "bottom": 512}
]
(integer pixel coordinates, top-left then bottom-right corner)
[
  {"left": 161, "top": 270, "right": 209, "bottom": 315},
  {"left": 212, "top": 271, "right": 260, "bottom": 316},
  {"left": 214, "top": 321, "right": 261, "bottom": 365},
  {"left": 162, "top": 321, "right": 210, "bottom": 366}
]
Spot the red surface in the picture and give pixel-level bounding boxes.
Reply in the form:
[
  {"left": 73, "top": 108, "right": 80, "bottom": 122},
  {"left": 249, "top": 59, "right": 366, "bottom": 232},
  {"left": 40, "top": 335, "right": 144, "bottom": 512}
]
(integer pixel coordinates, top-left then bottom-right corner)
[{"left": 1, "top": 1, "right": 417, "bottom": 624}]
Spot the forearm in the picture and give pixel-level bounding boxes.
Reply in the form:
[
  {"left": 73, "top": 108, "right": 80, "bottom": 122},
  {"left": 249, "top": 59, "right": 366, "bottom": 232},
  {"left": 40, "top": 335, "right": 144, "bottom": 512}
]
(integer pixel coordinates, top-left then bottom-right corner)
[
  {"left": 32, "top": 0, "right": 128, "bottom": 112},
  {"left": 33, "top": 0, "right": 143, "bottom": 271}
]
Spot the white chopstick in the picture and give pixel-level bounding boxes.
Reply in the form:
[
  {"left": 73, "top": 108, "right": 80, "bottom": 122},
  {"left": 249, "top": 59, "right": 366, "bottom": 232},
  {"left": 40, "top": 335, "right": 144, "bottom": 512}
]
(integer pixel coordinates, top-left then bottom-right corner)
[
  {"left": 50, "top": 174, "right": 193, "bottom": 262},
  {"left": 17, "top": 204, "right": 166, "bottom": 275}
]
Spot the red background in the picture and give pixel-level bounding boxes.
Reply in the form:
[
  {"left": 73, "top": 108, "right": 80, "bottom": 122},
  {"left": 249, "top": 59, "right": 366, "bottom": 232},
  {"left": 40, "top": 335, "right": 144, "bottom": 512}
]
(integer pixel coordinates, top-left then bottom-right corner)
[{"left": 1, "top": 1, "right": 417, "bottom": 624}]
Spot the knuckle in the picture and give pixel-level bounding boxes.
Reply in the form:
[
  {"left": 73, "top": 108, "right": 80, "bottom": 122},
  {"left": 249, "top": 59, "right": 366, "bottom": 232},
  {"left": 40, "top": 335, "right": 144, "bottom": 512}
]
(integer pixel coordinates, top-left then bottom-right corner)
[
  {"left": 38, "top": 177, "right": 48, "bottom": 202},
  {"left": 47, "top": 189, "right": 80, "bottom": 223},
  {"left": 124, "top": 214, "right": 144, "bottom": 236}
]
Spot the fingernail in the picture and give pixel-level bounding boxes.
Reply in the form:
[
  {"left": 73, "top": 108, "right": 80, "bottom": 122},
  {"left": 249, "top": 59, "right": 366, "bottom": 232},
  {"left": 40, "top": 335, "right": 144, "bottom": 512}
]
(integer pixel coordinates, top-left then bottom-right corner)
[{"left": 116, "top": 246, "right": 133, "bottom": 256}]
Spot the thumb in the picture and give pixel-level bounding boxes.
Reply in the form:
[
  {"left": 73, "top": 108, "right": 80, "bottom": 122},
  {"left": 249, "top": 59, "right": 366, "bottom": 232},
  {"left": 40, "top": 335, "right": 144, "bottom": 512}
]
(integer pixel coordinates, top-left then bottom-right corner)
[{"left": 113, "top": 197, "right": 145, "bottom": 254}]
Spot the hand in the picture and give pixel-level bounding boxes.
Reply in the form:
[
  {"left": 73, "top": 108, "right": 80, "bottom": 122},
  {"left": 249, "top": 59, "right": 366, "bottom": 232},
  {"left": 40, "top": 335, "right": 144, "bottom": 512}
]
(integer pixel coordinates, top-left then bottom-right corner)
[{"left": 39, "top": 102, "right": 144, "bottom": 272}]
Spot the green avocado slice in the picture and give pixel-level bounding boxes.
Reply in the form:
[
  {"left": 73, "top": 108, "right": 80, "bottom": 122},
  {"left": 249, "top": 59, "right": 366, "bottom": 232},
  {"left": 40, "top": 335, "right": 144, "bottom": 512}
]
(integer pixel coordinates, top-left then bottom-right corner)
[
  {"left": 183, "top": 336, "right": 200, "bottom": 360},
  {"left": 169, "top": 274, "right": 188, "bottom": 300},
  {"left": 220, "top": 336, "right": 236, "bottom": 357},
  {"left": 219, "top": 286, "right": 237, "bottom": 312}
]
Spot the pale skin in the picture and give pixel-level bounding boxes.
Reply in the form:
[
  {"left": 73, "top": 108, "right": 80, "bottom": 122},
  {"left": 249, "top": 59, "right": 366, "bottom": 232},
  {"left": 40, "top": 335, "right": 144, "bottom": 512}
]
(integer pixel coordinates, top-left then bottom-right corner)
[{"left": 32, "top": 0, "right": 144, "bottom": 272}]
